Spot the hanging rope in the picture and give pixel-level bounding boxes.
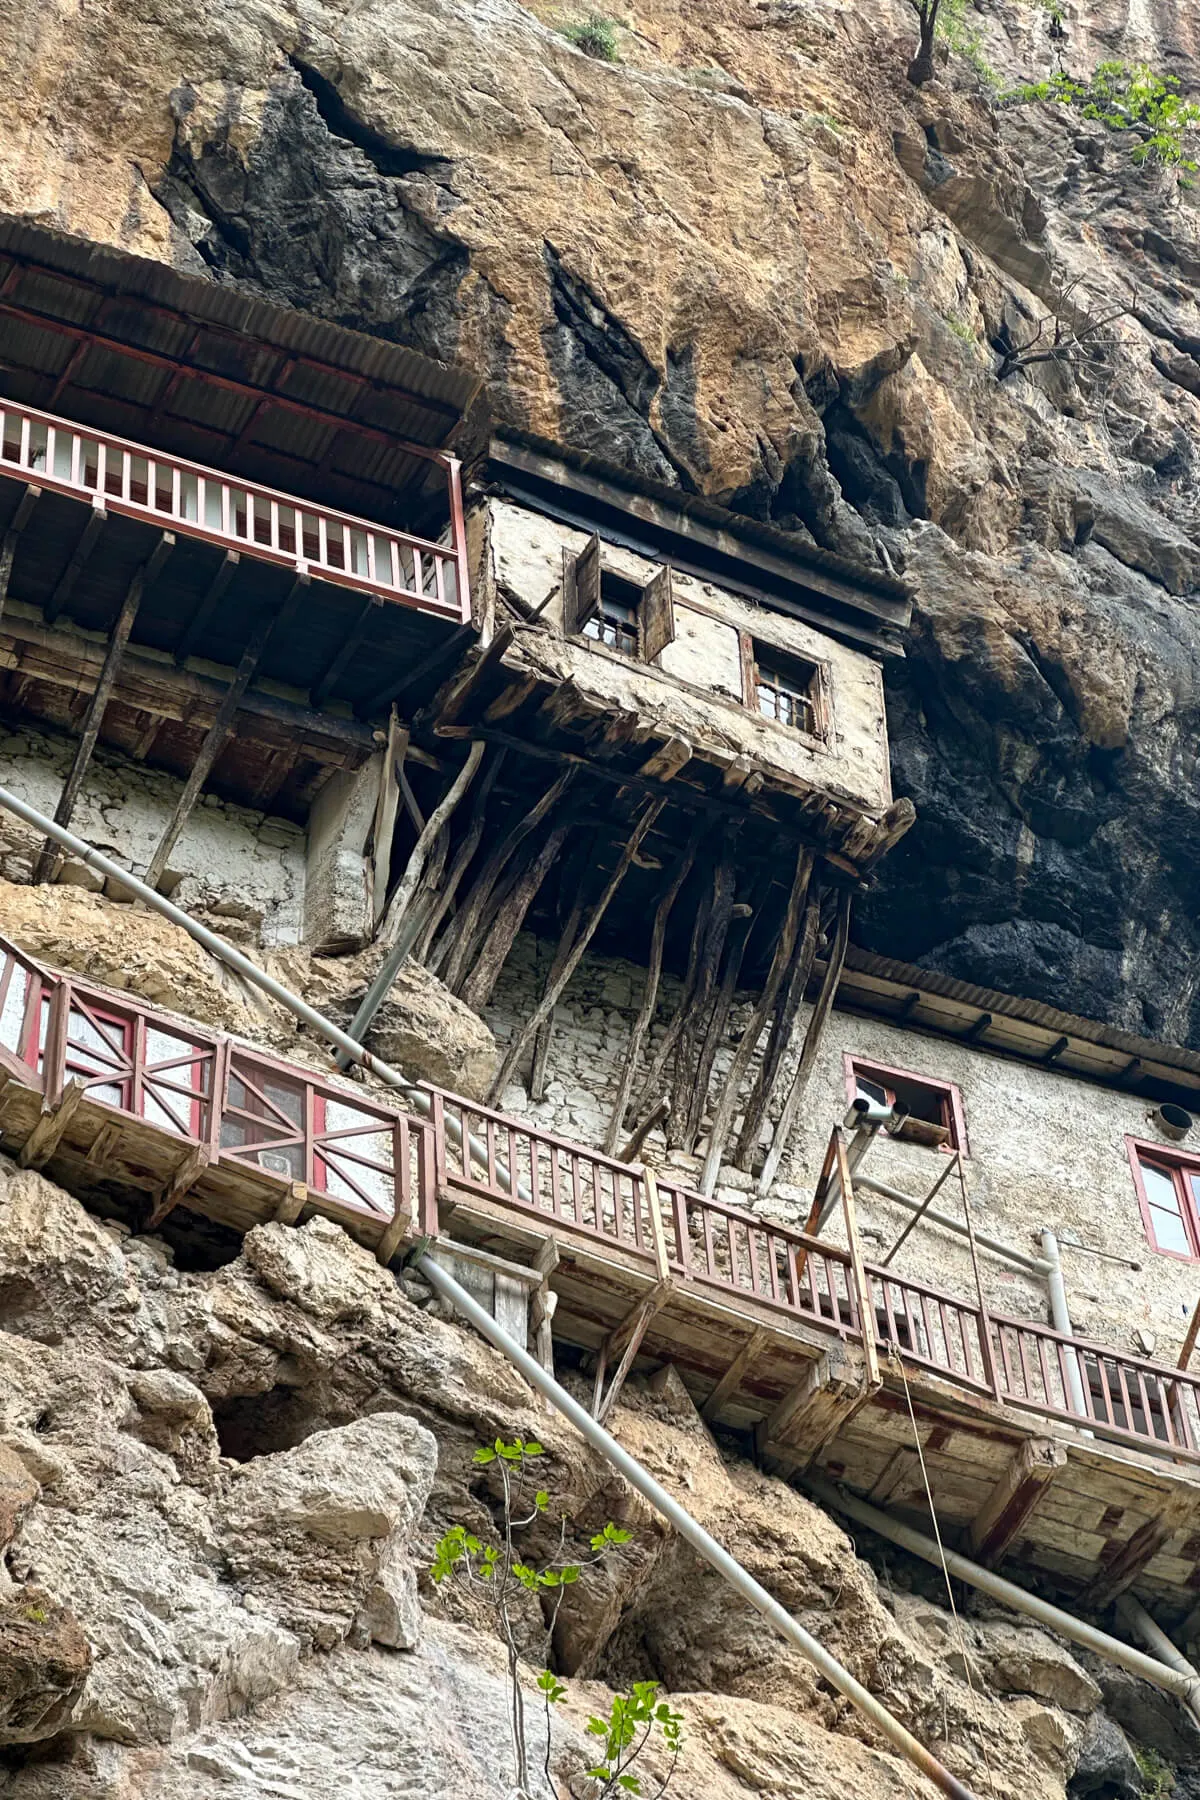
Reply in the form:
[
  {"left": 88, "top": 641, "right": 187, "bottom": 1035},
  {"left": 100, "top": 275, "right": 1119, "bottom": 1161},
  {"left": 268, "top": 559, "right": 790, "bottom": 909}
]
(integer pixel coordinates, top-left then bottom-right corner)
[{"left": 892, "top": 1347, "right": 1000, "bottom": 1800}]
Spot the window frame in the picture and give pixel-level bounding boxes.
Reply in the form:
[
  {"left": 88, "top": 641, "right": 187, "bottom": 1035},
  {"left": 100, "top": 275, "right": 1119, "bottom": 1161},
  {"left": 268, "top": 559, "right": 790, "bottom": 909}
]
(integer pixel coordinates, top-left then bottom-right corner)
[
  {"left": 739, "top": 633, "right": 829, "bottom": 744},
  {"left": 1127, "top": 1136, "right": 1200, "bottom": 1262},
  {"left": 562, "top": 537, "right": 675, "bottom": 664},
  {"left": 843, "top": 1053, "right": 969, "bottom": 1156}
]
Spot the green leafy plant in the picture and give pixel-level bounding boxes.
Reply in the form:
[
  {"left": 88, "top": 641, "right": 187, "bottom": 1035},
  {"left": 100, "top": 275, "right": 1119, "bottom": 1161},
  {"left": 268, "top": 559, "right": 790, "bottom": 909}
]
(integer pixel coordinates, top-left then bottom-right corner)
[
  {"left": 431, "top": 1437, "right": 681, "bottom": 1799},
  {"left": 935, "top": 0, "right": 998, "bottom": 90},
  {"left": 562, "top": 14, "right": 620, "bottom": 62},
  {"left": 1004, "top": 60, "right": 1200, "bottom": 169},
  {"left": 1134, "top": 1746, "right": 1175, "bottom": 1800}
]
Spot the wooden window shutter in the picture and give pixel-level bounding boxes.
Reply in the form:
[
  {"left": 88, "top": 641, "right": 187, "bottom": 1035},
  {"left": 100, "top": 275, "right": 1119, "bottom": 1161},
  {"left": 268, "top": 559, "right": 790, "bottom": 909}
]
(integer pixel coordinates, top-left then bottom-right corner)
[
  {"left": 562, "top": 534, "right": 602, "bottom": 635},
  {"left": 638, "top": 565, "right": 675, "bottom": 663}
]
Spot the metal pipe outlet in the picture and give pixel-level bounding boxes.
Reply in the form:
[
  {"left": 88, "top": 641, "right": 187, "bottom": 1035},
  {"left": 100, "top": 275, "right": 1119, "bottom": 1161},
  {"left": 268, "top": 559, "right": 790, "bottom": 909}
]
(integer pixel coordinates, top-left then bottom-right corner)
[{"left": 416, "top": 1251, "right": 981, "bottom": 1800}]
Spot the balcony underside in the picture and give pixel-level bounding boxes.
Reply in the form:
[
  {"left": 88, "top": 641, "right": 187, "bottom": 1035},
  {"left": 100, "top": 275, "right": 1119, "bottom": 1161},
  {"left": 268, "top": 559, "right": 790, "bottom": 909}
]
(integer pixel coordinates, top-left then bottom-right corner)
[{"left": 0, "top": 479, "right": 465, "bottom": 722}]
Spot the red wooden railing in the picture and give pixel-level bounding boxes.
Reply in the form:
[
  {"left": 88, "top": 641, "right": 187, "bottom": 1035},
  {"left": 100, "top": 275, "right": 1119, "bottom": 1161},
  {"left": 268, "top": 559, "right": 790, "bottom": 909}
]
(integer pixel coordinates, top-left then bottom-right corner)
[
  {"left": 0, "top": 398, "right": 468, "bottom": 621},
  {"left": 1, "top": 929, "right": 1197, "bottom": 1463}
]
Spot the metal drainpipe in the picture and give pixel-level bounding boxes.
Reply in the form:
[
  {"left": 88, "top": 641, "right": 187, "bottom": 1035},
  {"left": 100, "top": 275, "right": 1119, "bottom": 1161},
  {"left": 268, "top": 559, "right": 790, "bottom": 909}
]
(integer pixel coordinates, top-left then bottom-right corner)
[
  {"left": 804, "top": 1476, "right": 1200, "bottom": 1710},
  {"left": 1040, "top": 1228, "right": 1091, "bottom": 1428},
  {"left": 1116, "top": 1596, "right": 1200, "bottom": 1732},
  {"left": 416, "top": 1251, "right": 981, "bottom": 1800},
  {"left": 0, "top": 787, "right": 536, "bottom": 1203}
]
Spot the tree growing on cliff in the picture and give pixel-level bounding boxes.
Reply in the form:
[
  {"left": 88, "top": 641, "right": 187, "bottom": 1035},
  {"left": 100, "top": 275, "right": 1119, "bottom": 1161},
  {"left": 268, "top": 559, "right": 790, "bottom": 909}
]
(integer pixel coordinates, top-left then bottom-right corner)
[
  {"left": 905, "top": 0, "right": 942, "bottom": 86},
  {"left": 431, "top": 1436, "right": 683, "bottom": 1800}
]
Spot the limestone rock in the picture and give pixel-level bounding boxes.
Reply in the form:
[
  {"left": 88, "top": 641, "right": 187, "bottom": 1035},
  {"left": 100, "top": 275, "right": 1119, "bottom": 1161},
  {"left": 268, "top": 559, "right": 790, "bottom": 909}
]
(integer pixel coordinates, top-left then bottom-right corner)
[
  {"left": 365, "top": 960, "right": 498, "bottom": 1100},
  {"left": 0, "top": 1440, "right": 39, "bottom": 1546},
  {"left": 220, "top": 1413, "right": 437, "bottom": 1650},
  {"left": 977, "top": 1620, "right": 1101, "bottom": 1715},
  {"left": 0, "top": 1585, "right": 91, "bottom": 1746},
  {"left": 1069, "top": 1712, "right": 1141, "bottom": 1800}
]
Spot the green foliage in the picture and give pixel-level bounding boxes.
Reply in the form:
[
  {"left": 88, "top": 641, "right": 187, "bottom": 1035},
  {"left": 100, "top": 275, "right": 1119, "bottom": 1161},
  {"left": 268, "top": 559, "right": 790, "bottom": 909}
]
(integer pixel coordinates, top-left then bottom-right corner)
[
  {"left": 430, "top": 1436, "right": 681, "bottom": 1800},
  {"left": 562, "top": 14, "right": 620, "bottom": 62},
  {"left": 585, "top": 1683, "right": 684, "bottom": 1797},
  {"left": 935, "top": 0, "right": 998, "bottom": 90},
  {"left": 944, "top": 314, "right": 976, "bottom": 344},
  {"left": 1134, "top": 1747, "right": 1175, "bottom": 1800},
  {"left": 1005, "top": 60, "right": 1200, "bottom": 169}
]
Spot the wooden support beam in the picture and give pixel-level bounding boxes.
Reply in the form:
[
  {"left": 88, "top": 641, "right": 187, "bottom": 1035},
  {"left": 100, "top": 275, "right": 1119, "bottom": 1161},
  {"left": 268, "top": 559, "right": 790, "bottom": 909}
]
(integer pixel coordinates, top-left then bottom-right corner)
[
  {"left": 459, "top": 821, "right": 571, "bottom": 1014},
  {"left": 0, "top": 484, "right": 40, "bottom": 618},
  {"left": 756, "top": 1345, "right": 872, "bottom": 1469},
  {"left": 701, "top": 1326, "right": 769, "bottom": 1422},
  {"left": 273, "top": 1181, "right": 309, "bottom": 1225},
  {"left": 732, "top": 884, "right": 821, "bottom": 1172},
  {"left": 642, "top": 1167, "right": 672, "bottom": 1283},
  {"left": 757, "top": 886, "right": 852, "bottom": 1194},
  {"left": 487, "top": 798, "right": 665, "bottom": 1104},
  {"left": 433, "top": 623, "right": 515, "bottom": 729},
  {"left": 144, "top": 1143, "right": 210, "bottom": 1230},
  {"left": 637, "top": 735, "right": 692, "bottom": 783},
  {"left": 593, "top": 1279, "right": 673, "bottom": 1424},
  {"left": 761, "top": 1357, "right": 830, "bottom": 1447},
  {"left": 1179, "top": 1296, "right": 1200, "bottom": 1373},
  {"left": 671, "top": 848, "right": 737, "bottom": 1152},
  {"left": 144, "top": 594, "right": 289, "bottom": 890},
  {"left": 375, "top": 1188, "right": 416, "bottom": 1266},
  {"left": 34, "top": 533, "right": 175, "bottom": 884},
  {"left": 619, "top": 1096, "right": 670, "bottom": 1165},
  {"left": 85, "top": 1120, "right": 123, "bottom": 1166},
  {"left": 359, "top": 621, "right": 473, "bottom": 718},
  {"left": 377, "top": 741, "right": 486, "bottom": 948},
  {"left": 18, "top": 1078, "right": 86, "bottom": 1170},
  {"left": 1042, "top": 1035, "right": 1071, "bottom": 1065},
  {"left": 45, "top": 501, "right": 106, "bottom": 623},
  {"left": 1083, "top": 1492, "right": 1195, "bottom": 1609},
  {"left": 968, "top": 1436, "right": 1066, "bottom": 1567},
  {"left": 531, "top": 1237, "right": 559, "bottom": 1377},
  {"left": 964, "top": 1011, "right": 993, "bottom": 1044},
  {"left": 867, "top": 1448, "right": 923, "bottom": 1507},
  {"left": 174, "top": 551, "right": 239, "bottom": 664},
  {"left": 604, "top": 832, "right": 699, "bottom": 1155}
]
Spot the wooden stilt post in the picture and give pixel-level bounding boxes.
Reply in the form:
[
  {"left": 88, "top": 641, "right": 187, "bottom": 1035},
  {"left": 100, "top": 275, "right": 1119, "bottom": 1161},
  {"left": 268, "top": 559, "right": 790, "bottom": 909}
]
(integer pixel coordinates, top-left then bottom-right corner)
[
  {"left": 460, "top": 822, "right": 572, "bottom": 1013},
  {"left": 756, "top": 887, "right": 851, "bottom": 1195},
  {"left": 701, "top": 848, "right": 813, "bottom": 1194},
  {"left": 34, "top": 533, "right": 174, "bottom": 884},
  {"left": 733, "top": 888, "right": 822, "bottom": 1171},
  {"left": 0, "top": 484, "right": 40, "bottom": 620},
  {"left": 44, "top": 500, "right": 106, "bottom": 623},
  {"left": 377, "top": 742, "right": 486, "bottom": 946},
  {"left": 671, "top": 849, "right": 737, "bottom": 1151},
  {"left": 604, "top": 832, "right": 699, "bottom": 1155},
  {"left": 174, "top": 551, "right": 239, "bottom": 664},
  {"left": 145, "top": 592, "right": 292, "bottom": 890},
  {"left": 487, "top": 800, "right": 665, "bottom": 1104},
  {"left": 413, "top": 749, "right": 506, "bottom": 963}
]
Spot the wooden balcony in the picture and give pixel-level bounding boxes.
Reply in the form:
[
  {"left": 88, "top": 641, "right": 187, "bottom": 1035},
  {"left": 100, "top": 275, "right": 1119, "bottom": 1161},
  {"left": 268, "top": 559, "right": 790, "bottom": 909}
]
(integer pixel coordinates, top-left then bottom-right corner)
[
  {"left": 0, "top": 397, "right": 468, "bottom": 624},
  {"left": 2, "top": 928, "right": 1200, "bottom": 1618}
]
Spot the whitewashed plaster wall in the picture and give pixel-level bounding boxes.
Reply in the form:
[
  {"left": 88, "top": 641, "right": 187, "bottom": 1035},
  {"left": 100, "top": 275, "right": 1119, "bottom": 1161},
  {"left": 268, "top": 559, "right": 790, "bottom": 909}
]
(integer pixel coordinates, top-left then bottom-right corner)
[
  {"left": 484, "top": 931, "right": 1200, "bottom": 1363},
  {"left": 479, "top": 499, "right": 893, "bottom": 814},
  {"left": 0, "top": 723, "right": 305, "bottom": 946}
]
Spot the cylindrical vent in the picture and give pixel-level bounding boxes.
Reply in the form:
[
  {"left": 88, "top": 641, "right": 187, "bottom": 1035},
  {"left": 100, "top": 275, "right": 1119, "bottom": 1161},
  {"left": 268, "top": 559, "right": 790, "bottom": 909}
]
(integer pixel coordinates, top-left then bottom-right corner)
[{"left": 1154, "top": 1103, "right": 1193, "bottom": 1143}]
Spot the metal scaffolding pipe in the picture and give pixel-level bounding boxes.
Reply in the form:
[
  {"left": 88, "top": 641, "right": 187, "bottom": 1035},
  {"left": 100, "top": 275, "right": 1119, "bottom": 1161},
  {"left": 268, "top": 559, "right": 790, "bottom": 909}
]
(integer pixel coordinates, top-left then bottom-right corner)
[
  {"left": 1040, "top": 1229, "right": 1091, "bottom": 1429},
  {"left": 1116, "top": 1597, "right": 1200, "bottom": 1732},
  {"left": 805, "top": 1476, "right": 1200, "bottom": 1708},
  {"left": 0, "top": 785, "right": 536, "bottom": 1201},
  {"left": 416, "top": 1251, "right": 980, "bottom": 1800},
  {"left": 854, "top": 1171, "right": 1048, "bottom": 1276}
]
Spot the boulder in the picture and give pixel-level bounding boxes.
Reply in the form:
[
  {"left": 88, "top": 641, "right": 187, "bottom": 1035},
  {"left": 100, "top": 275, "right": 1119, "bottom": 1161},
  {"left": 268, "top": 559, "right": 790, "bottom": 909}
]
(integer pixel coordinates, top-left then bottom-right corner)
[
  {"left": 220, "top": 1413, "right": 437, "bottom": 1651},
  {"left": 1069, "top": 1712, "right": 1142, "bottom": 1800},
  {"left": 366, "top": 960, "right": 497, "bottom": 1099},
  {"left": 0, "top": 1585, "right": 91, "bottom": 1745},
  {"left": 977, "top": 1619, "right": 1102, "bottom": 1713}
]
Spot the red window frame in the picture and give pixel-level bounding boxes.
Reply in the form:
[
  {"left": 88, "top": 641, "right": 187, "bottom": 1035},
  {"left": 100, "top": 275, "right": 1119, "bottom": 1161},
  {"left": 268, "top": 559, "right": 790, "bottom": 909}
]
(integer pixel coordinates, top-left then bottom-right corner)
[
  {"left": 1127, "top": 1136, "right": 1200, "bottom": 1261},
  {"left": 843, "top": 1053, "right": 968, "bottom": 1155}
]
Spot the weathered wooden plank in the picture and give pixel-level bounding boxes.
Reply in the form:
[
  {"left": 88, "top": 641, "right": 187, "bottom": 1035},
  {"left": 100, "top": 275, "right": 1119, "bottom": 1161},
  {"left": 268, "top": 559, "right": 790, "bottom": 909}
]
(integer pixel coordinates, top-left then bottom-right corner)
[
  {"left": 18, "top": 1078, "right": 86, "bottom": 1170},
  {"left": 701, "top": 1326, "right": 770, "bottom": 1422},
  {"left": 968, "top": 1437, "right": 1068, "bottom": 1567}
]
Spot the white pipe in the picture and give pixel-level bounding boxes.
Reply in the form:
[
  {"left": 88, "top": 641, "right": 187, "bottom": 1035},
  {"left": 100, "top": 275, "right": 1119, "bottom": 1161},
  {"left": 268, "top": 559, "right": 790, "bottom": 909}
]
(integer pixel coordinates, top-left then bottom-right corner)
[
  {"left": 1116, "top": 1597, "right": 1200, "bottom": 1731},
  {"left": 416, "top": 1251, "right": 980, "bottom": 1800},
  {"left": 856, "top": 1171, "right": 1048, "bottom": 1275},
  {"left": 805, "top": 1476, "right": 1200, "bottom": 1708},
  {"left": 1041, "top": 1229, "right": 1091, "bottom": 1428}
]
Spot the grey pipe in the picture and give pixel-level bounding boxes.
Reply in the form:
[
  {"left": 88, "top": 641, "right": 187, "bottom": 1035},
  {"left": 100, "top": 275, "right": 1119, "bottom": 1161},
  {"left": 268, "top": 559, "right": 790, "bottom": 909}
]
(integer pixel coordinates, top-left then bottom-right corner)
[
  {"left": 417, "top": 1252, "right": 980, "bottom": 1800},
  {"left": 1116, "top": 1597, "right": 1200, "bottom": 1730},
  {"left": 805, "top": 1476, "right": 1200, "bottom": 1708},
  {"left": 1041, "top": 1229, "right": 1091, "bottom": 1427},
  {"left": 855, "top": 1171, "right": 1048, "bottom": 1276},
  {"left": 0, "top": 785, "right": 533, "bottom": 1199}
]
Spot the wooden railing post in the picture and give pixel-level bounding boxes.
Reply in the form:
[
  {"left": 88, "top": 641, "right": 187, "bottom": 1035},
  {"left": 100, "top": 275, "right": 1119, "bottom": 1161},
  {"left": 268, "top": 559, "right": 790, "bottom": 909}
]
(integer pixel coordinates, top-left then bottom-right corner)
[
  {"left": 956, "top": 1153, "right": 1000, "bottom": 1400},
  {"left": 835, "top": 1126, "right": 880, "bottom": 1387},
  {"left": 42, "top": 978, "right": 70, "bottom": 1106},
  {"left": 641, "top": 1166, "right": 672, "bottom": 1284}
]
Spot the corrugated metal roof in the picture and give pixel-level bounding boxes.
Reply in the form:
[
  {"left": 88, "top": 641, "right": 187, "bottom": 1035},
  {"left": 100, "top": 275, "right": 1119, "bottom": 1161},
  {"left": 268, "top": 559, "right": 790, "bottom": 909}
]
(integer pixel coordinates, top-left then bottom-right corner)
[{"left": 0, "top": 216, "right": 482, "bottom": 448}]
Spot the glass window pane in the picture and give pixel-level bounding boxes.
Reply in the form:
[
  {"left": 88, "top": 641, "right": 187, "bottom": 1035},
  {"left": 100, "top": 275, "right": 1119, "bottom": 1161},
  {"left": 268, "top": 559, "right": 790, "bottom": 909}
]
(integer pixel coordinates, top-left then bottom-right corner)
[
  {"left": 1142, "top": 1162, "right": 1181, "bottom": 1211},
  {"left": 1150, "top": 1203, "right": 1191, "bottom": 1256}
]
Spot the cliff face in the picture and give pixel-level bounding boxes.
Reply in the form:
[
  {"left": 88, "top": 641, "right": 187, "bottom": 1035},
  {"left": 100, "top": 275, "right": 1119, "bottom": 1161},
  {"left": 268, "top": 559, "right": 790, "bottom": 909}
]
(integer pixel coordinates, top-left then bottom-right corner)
[
  {"left": 3, "top": 0, "right": 1199, "bottom": 1042},
  {"left": 2, "top": 1163, "right": 1192, "bottom": 1800}
]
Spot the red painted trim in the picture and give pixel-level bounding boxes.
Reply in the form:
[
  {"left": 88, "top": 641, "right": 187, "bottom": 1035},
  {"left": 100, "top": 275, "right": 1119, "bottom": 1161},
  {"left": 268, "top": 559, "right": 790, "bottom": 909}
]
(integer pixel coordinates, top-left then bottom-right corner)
[
  {"left": 843, "top": 1051, "right": 969, "bottom": 1156},
  {"left": 1126, "top": 1133, "right": 1200, "bottom": 1260}
]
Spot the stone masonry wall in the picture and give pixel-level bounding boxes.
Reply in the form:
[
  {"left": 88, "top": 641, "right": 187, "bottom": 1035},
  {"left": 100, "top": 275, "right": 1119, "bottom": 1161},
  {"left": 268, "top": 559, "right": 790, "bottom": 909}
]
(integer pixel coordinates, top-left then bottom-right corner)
[{"left": 0, "top": 723, "right": 306, "bottom": 947}]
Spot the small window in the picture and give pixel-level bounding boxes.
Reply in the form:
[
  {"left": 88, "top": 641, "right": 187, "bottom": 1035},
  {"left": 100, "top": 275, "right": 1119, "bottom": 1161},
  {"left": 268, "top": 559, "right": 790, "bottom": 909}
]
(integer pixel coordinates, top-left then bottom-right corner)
[
  {"left": 583, "top": 571, "right": 642, "bottom": 658},
  {"left": 845, "top": 1055, "right": 966, "bottom": 1153},
  {"left": 562, "top": 536, "right": 675, "bottom": 663},
  {"left": 1130, "top": 1140, "right": 1200, "bottom": 1260},
  {"left": 741, "top": 636, "right": 825, "bottom": 739}
]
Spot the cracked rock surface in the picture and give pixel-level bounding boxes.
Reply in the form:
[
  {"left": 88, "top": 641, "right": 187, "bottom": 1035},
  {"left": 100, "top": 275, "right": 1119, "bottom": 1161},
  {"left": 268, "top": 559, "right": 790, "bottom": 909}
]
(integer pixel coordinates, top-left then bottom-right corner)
[{"left": 1, "top": 1163, "right": 1196, "bottom": 1796}]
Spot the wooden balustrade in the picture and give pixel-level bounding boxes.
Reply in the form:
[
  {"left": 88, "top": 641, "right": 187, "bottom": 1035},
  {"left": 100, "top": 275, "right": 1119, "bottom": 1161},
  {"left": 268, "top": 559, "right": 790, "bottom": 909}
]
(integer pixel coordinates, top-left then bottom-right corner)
[
  {"left": 1, "top": 930, "right": 1198, "bottom": 1463},
  {"left": 0, "top": 398, "right": 467, "bottom": 621}
]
